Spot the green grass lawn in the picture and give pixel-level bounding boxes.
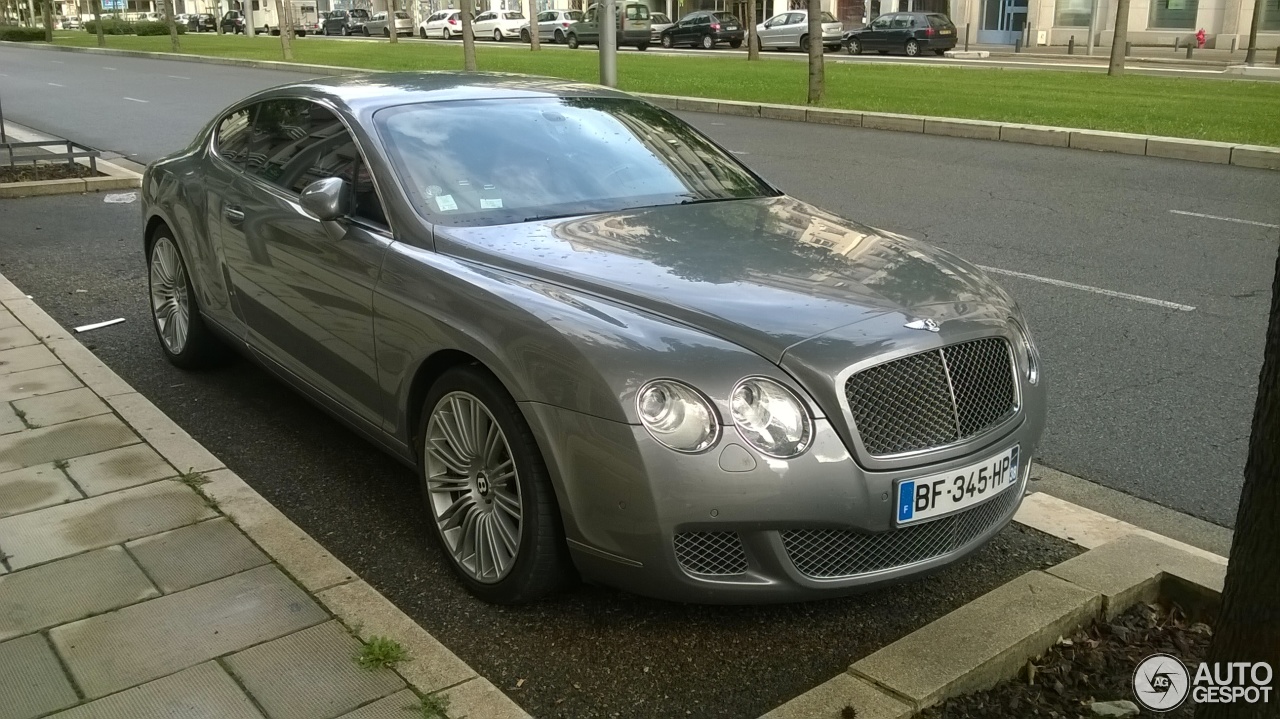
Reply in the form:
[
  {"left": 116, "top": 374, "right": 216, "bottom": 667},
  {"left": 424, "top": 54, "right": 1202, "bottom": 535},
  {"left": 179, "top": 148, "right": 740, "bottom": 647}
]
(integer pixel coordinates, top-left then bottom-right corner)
[{"left": 51, "top": 31, "right": 1280, "bottom": 146}]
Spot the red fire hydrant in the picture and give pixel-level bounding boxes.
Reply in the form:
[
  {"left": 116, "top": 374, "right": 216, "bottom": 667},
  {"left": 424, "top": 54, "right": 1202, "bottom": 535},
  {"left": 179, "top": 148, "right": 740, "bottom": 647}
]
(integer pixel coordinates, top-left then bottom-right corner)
[{"left": 1196, "top": 28, "right": 1206, "bottom": 48}]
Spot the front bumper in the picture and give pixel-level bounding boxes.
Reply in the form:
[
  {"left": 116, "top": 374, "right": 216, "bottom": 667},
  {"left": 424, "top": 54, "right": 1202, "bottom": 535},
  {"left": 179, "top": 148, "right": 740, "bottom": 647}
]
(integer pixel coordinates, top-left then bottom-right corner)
[{"left": 525, "top": 399, "right": 1044, "bottom": 604}]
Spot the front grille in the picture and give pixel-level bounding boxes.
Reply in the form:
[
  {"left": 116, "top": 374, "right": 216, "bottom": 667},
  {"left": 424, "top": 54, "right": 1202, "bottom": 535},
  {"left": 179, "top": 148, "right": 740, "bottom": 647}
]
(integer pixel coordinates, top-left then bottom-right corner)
[
  {"left": 781, "top": 485, "right": 1021, "bottom": 579},
  {"left": 845, "top": 337, "right": 1016, "bottom": 456},
  {"left": 674, "top": 531, "right": 748, "bottom": 576}
]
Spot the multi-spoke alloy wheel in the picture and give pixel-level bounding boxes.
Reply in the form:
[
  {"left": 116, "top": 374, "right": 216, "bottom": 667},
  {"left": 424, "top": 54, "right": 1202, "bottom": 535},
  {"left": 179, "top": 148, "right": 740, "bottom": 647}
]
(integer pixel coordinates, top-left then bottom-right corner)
[
  {"left": 150, "top": 236, "right": 190, "bottom": 355},
  {"left": 425, "top": 391, "right": 523, "bottom": 583}
]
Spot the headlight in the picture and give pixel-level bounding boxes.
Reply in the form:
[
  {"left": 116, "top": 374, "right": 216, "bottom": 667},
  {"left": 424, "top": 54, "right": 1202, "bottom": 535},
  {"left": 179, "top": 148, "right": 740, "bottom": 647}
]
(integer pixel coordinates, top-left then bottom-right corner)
[
  {"left": 637, "top": 380, "right": 720, "bottom": 453},
  {"left": 730, "top": 377, "right": 812, "bottom": 458},
  {"left": 1009, "top": 317, "right": 1039, "bottom": 385}
]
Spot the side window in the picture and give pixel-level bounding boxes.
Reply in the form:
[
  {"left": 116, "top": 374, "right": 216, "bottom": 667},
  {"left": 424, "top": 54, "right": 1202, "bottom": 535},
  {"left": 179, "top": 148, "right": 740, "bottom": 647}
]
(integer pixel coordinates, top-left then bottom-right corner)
[
  {"left": 786, "top": 12, "right": 804, "bottom": 24},
  {"left": 243, "top": 100, "right": 345, "bottom": 187},
  {"left": 890, "top": 14, "right": 910, "bottom": 27},
  {"left": 627, "top": 4, "right": 648, "bottom": 19},
  {"left": 871, "top": 14, "right": 892, "bottom": 28},
  {"left": 289, "top": 131, "right": 387, "bottom": 227},
  {"left": 214, "top": 108, "right": 252, "bottom": 167},
  {"left": 585, "top": 7, "right": 596, "bottom": 22}
]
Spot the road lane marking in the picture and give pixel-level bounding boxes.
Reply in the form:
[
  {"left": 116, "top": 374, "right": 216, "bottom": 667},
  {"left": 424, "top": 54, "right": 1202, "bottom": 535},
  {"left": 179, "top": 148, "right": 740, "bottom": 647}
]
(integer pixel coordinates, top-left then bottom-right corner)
[
  {"left": 1169, "top": 210, "right": 1278, "bottom": 229},
  {"left": 167, "top": 75, "right": 191, "bottom": 79},
  {"left": 977, "top": 265, "right": 1196, "bottom": 312},
  {"left": 50, "top": 60, "right": 64, "bottom": 64},
  {"left": 123, "top": 97, "right": 149, "bottom": 103},
  {"left": 47, "top": 82, "right": 64, "bottom": 87},
  {"left": 103, "top": 66, "right": 116, "bottom": 70}
]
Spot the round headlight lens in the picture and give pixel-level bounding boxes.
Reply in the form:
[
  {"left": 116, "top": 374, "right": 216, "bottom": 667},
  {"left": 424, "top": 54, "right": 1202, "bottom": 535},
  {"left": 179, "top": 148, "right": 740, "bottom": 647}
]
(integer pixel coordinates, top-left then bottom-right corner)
[
  {"left": 730, "top": 378, "right": 812, "bottom": 458},
  {"left": 636, "top": 380, "right": 719, "bottom": 453},
  {"left": 1009, "top": 317, "right": 1039, "bottom": 385}
]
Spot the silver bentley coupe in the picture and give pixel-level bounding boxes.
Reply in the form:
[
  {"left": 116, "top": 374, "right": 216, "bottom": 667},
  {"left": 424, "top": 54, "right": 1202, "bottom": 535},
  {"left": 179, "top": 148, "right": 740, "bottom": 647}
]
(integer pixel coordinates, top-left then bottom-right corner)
[{"left": 142, "top": 73, "right": 1045, "bottom": 604}]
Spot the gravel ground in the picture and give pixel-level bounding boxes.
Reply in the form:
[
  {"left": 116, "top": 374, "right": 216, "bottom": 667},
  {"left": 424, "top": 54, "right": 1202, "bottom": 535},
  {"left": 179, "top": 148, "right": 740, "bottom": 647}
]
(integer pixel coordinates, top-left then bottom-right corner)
[
  {"left": 1, "top": 193, "right": 1081, "bottom": 718},
  {"left": 0, "top": 163, "right": 100, "bottom": 182},
  {"left": 920, "top": 602, "right": 1212, "bottom": 719}
]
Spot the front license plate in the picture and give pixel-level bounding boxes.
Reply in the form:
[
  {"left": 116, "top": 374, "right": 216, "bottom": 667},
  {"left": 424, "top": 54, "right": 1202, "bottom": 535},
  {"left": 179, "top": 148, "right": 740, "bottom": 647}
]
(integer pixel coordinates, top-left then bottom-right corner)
[{"left": 895, "top": 445, "right": 1019, "bottom": 526}]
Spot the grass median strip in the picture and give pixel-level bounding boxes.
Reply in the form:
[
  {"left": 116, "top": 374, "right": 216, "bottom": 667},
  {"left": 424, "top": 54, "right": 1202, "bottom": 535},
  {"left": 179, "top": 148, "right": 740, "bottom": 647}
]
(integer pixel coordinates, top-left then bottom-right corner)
[{"left": 49, "top": 32, "right": 1280, "bottom": 146}]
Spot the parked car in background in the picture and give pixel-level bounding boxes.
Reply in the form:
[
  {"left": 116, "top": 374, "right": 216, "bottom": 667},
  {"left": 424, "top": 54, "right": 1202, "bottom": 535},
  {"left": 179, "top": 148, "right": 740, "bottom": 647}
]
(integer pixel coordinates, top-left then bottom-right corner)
[
  {"left": 473, "top": 10, "right": 525, "bottom": 41},
  {"left": 142, "top": 72, "right": 1044, "bottom": 605},
  {"left": 520, "top": 8, "right": 582, "bottom": 43},
  {"left": 844, "top": 12, "right": 956, "bottom": 55},
  {"left": 220, "top": 10, "right": 246, "bottom": 33},
  {"left": 755, "top": 9, "right": 841, "bottom": 51},
  {"left": 364, "top": 10, "right": 413, "bottom": 37},
  {"left": 659, "top": 10, "right": 743, "bottom": 49},
  {"left": 648, "top": 11, "right": 672, "bottom": 39},
  {"left": 321, "top": 7, "right": 371, "bottom": 35},
  {"left": 60, "top": 15, "right": 82, "bottom": 29},
  {"left": 566, "top": 1, "right": 651, "bottom": 50},
  {"left": 420, "top": 8, "right": 461, "bottom": 38},
  {"left": 186, "top": 12, "right": 217, "bottom": 31}
]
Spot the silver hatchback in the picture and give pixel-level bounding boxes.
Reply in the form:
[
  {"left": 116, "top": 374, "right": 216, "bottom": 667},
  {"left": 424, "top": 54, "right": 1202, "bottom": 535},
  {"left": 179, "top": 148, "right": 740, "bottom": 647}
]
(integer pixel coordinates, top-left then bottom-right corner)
[{"left": 755, "top": 9, "right": 842, "bottom": 51}]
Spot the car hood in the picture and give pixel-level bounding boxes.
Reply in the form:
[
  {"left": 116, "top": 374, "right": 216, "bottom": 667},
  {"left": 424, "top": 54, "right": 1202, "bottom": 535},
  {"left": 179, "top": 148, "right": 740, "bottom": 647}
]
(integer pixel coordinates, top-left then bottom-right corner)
[{"left": 434, "top": 195, "right": 1013, "bottom": 364}]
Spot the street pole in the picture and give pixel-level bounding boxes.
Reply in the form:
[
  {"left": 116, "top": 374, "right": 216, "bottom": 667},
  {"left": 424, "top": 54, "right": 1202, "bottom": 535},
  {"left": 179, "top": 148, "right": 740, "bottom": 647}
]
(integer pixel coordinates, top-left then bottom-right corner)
[
  {"left": 1085, "top": 0, "right": 1098, "bottom": 55},
  {"left": 1107, "top": 0, "right": 1129, "bottom": 75},
  {"left": 246, "top": 0, "right": 255, "bottom": 35},
  {"left": 600, "top": 0, "right": 616, "bottom": 87},
  {"left": 1244, "top": 0, "right": 1263, "bottom": 64}
]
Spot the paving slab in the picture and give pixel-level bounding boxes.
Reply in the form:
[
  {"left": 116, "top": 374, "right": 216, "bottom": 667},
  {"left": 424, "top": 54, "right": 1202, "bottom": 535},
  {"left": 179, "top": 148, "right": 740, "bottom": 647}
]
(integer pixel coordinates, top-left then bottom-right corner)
[
  {"left": 48, "top": 661, "right": 265, "bottom": 719},
  {"left": 439, "top": 677, "right": 534, "bottom": 719},
  {"left": 0, "top": 310, "right": 20, "bottom": 330},
  {"left": 11, "top": 387, "right": 109, "bottom": 428},
  {"left": 104, "top": 392, "right": 224, "bottom": 474},
  {"left": 225, "top": 620, "right": 404, "bottom": 719},
  {"left": 0, "top": 344, "right": 60, "bottom": 376},
  {"left": 0, "top": 365, "right": 82, "bottom": 402},
  {"left": 52, "top": 564, "right": 328, "bottom": 698},
  {"left": 0, "top": 462, "right": 81, "bottom": 518},
  {"left": 0, "top": 403, "right": 24, "bottom": 436},
  {"left": 851, "top": 571, "right": 1102, "bottom": 710},
  {"left": 760, "top": 672, "right": 913, "bottom": 719},
  {"left": 0, "top": 323, "right": 40, "bottom": 351},
  {"left": 126, "top": 517, "right": 269, "bottom": 593},
  {"left": 64, "top": 443, "right": 176, "bottom": 497},
  {"left": 0, "top": 298, "right": 65, "bottom": 344},
  {"left": 0, "top": 414, "right": 139, "bottom": 474},
  {"left": 0, "top": 546, "right": 158, "bottom": 641},
  {"left": 336, "top": 689, "right": 423, "bottom": 719},
  {"left": 0, "top": 633, "right": 79, "bottom": 719},
  {"left": 44, "top": 337, "right": 135, "bottom": 399},
  {"left": 0, "top": 480, "right": 215, "bottom": 570}
]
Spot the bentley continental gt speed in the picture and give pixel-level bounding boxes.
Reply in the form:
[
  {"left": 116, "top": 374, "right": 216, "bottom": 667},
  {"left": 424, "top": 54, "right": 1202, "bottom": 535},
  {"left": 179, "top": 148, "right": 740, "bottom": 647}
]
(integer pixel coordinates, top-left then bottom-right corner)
[{"left": 142, "top": 73, "right": 1045, "bottom": 604}]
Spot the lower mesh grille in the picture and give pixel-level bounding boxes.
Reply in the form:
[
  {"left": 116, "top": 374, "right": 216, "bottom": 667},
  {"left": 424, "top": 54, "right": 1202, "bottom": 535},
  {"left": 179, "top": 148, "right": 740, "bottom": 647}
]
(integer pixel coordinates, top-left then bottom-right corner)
[
  {"left": 674, "top": 531, "right": 748, "bottom": 576},
  {"left": 781, "top": 486, "right": 1021, "bottom": 579}
]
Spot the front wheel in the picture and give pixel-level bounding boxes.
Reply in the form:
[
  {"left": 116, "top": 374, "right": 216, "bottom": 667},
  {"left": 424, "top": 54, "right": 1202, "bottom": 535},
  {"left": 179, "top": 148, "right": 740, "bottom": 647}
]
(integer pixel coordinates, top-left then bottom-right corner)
[
  {"left": 383, "top": 27, "right": 390, "bottom": 37},
  {"left": 419, "top": 367, "right": 572, "bottom": 603},
  {"left": 635, "top": 42, "right": 648, "bottom": 51},
  {"left": 660, "top": 33, "right": 672, "bottom": 48},
  {"left": 566, "top": 32, "right": 578, "bottom": 48},
  {"left": 520, "top": 28, "right": 529, "bottom": 41},
  {"left": 419, "top": 28, "right": 426, "bottom": 38},
  {"left": 847, "top": 37, "right": 861, "bottom": 54},
  {"left": 362, "top": 26, "right": 370, "bottom": 36},
  {"left": 905, "top": 39, "right": 920, "bottom": 56},
  {"left": 729, "top": 38, "right": 741, "bottom": 48},
  {"left": 700, "top": 33, "right": 714, "bottom": 49},
  {"left": 494, "top": 28, "right": 503, "bottom": 41},
  {"left": 148, "top": 230, "right": 224, "bottom": 369},
  {"left": 442, "top": 28, "right": 450, "bottom": 39},
  {"left": 798, "top": 34, "right": 809, "bottom": 52}
]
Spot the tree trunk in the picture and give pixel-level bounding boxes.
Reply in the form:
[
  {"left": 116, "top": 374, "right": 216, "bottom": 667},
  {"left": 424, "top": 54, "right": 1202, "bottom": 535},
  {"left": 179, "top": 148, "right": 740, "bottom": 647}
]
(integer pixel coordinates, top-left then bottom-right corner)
[
  {"left": 388, "top": 0, "right": 398, "bottom": 42},
  {"left": 94, "top": 0, "right": 104, "bottom": 45},
  {"left": 1243, "top": 0, "right": 1263, "bottom": 64},
  {"left": 527, "top": 0, "right": 539, "bottom": 50},
  {"left": 164, "top": 0, "right": 179, "bottom": 51},
  {"left": 746, "top": 0, "right": 758, "bottom": 60},
  {"left": 41, "top": 0, "right": 52, "bottom": 41},
  {"left": 805, "top": 0, "right": 823, "bottom": 103},
  {"left": 1197, "top": 249, "right": 1280, "bottom": 719},
  {"left": 272, "top": 0, "right": 292, "bottom": 59},
  {"left": 1107, "top": 0, "right": 1129, "bottom": 76},
  {"left": 460, "top": 0, "right": 476, "bottom": 70}
]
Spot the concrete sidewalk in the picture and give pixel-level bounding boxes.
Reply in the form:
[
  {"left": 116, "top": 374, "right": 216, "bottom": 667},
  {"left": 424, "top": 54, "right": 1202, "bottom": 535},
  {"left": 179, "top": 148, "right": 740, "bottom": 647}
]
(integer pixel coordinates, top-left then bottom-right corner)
[{"left": 0, "top": 271, "right": 525, "bottom": 718}]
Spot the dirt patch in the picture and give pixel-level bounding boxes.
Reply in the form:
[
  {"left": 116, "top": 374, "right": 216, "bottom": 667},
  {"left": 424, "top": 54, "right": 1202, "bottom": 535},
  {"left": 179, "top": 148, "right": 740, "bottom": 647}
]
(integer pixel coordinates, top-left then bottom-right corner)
[
  {"left": 918, "top": 603, "right": 1212, "bottom": 718},
  {"left": 0, "top": 163, "right": 103, "bottom": 183}
]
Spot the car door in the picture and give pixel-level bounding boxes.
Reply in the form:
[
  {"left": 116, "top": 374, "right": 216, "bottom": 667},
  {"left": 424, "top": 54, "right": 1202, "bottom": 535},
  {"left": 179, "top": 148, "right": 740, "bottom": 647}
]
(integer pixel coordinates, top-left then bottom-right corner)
[
  {"left": 472, "top": 11, "right": 494, "bottom": 36},
  {"left": 757, "top": 12, "right": 782, "bottom": 46},
  {"left": 576, "top": 6, "right": 599, "bottom": 42},
  {"left": 887, "top": 14, "right": 913, "bottom": 50},
  {"left": 862, "top": 13, "right": 892, "bottom": 49},
  {"left": 217, "top": 98, "right": 393, "bottom": 428},
  {"left": 777, "top": 11, "right": 804, "bottom": 46}
]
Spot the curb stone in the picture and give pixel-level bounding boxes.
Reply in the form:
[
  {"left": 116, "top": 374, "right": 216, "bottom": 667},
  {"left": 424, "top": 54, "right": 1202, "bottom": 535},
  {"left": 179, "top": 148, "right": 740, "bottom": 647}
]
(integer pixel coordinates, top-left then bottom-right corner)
[
  {"left": 0, "top": 122, "right": 143, "bottom": 198},
  {"left": 0, "top": 270, "right": 529, "bottom": 719},
  {"left": 3, "top": 40, "right": 1276, "bottom": 171}
]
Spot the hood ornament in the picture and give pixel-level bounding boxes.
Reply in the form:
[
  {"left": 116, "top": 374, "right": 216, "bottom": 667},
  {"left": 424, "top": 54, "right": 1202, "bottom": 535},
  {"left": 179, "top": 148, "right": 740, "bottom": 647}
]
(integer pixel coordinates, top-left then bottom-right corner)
[{"left": 905, "top": 318, "right": 941, "bottom": 333}]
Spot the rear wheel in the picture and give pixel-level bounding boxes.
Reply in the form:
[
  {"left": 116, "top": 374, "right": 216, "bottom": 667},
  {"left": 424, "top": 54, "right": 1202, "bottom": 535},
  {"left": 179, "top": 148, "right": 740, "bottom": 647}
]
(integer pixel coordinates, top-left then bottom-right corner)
[
  {"left": 419, "top": 27, "right": 426, "bottom": 38},
  {"left": 700, "top": 33, "right": 714, "bottom": 49},
  {"left": 847, "top": 37, "right": 861, "bottom": 54},
  {"left": 494, "top": 28, "right": 503, "bottom": 41},
  {"left": 660, "top": 33, "right": 672, "bottom": 48},
  {"left": 520, "top": 28, "right": 529, "bottom": 41},
  {"left": 905, "top": 38, "right": 920, "bottom": 56},
  {"left": 729, "top": 38, "right": 741, "bottom": 48},
  {"left": 798, "top": 34, "right": 809, "bottom": 52},
  {"left": 566, "top": 32, "right": 578, "bottom": 48},
  {"left": 383, "top": 27, "right": 390, "bottom": 36},
  {"left": 635, "top": 42, "right": 648, "bottom": 50},
  {"left": 362, "top": 26, "right": 370, "bottom": 36},
  {"left": 553, "top": 28, "right": 564, "bottom": 42},
  {"left": 419, "top": 366, "right": 571, "bottom": 604},
  {"left": 442, "top": 28, "right": 449, "bottom": 39},
  {"left": 934, "top": 47, "right": 947, "bottom": 55},
  {"left": 147, "top": 230, "right": 224, "bottom": 369}
]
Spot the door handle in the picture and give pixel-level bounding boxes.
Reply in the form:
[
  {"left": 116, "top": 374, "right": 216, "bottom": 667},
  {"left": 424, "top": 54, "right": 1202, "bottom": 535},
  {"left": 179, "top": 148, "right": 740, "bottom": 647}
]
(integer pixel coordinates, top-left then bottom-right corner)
[{"left": 224, "top": 206, "right": 245, "bottom": 224}]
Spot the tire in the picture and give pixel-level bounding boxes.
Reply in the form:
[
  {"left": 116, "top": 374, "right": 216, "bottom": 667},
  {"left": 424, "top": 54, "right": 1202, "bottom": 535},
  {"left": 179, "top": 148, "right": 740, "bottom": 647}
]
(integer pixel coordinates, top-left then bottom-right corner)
[
  {"left": 553, "top": 28, "right": 564, "bottom": 43},
  {"left": 520, "top": 28, "right": 529, "bottom": 42},
  {"left": 362, "top": 26, "right": 370, "bottom": 36},
  {"left": 635, "top": 42, "right": 648, "bottom": 51},
  {"left": 660, "top": 33, "right": 672, "bottom": 48},
  {"left": 934, "top": 48, "right": 947, "bottom": 55},
  {"left": 847, "top": 37, "right": 861, "bottom": 54},
  {"left": 418, "top": 366, "right": 571, "bottom": 604},
  {"left": 494, "top": 28, "right": 503, "bottom": 41},
  {"left": 383, "top": 27, "right": 390, "bottom": 37},
  {"left": 700, "top": 33, "right": 714, "bottom": 49},
  {"left": 753, "top": 34, "right": 763, "bottom": 51},
  {"left": 566, "top": 32, "right": 578, "bottom": 48},
  {"left": 905, "top": 38, "right": 919, "bottom": 56},
  {"left": 296, "top": 30, "right": 305, "bottom": 37},
  {"left": 147, "top": 229, "right": 224, "bottom": 369},
  {"left": 343, "top": 26, "right": 350, "bottom": 35},
  {"left": 798, "top": 34, "right": 809, "bottom": 52},
  {"left": 420, "top": 28, "right": 426, "bottom": 38},
  {"left": 442, "top": 28, "right": 449, "bottom": 39},
  {"left": 729, "top": 38, "right": 741, "bottom": 48}
]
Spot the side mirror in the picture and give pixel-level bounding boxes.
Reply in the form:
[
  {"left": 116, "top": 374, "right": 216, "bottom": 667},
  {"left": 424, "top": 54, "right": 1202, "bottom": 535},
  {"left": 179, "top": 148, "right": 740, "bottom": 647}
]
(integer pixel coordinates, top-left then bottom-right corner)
[{"left": 300, "top": 177, "right": 353, "bottom": 222}]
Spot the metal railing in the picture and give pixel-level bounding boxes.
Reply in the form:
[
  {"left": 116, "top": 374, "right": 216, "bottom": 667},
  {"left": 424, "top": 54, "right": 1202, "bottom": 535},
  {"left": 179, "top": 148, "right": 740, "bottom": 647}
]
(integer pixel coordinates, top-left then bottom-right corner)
[{"left": 1, "top": 94, "right": 101, "bottom": 175}]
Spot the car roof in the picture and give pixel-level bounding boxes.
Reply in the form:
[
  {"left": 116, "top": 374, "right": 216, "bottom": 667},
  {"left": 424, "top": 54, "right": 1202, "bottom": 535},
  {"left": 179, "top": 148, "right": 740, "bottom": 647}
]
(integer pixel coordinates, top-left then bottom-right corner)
[{"left": 255, "top": 73, "right": 635, "bottom": 116}]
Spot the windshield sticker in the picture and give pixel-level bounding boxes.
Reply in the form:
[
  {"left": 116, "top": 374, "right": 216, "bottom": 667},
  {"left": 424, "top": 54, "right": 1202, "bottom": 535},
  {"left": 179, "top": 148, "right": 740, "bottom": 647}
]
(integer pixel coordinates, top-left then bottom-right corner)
[
  {"left": 480, "top": 198, "right": 504, "bottom": 209},
  {"left": 435, "top": 194, "right": 458, "bottom": 211}
]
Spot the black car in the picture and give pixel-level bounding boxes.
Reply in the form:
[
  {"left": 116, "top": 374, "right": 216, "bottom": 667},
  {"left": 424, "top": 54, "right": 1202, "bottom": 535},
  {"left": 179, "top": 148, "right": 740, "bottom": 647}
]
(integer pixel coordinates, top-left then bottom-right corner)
[
  {"left": 843, "top": 12, "right": 956, "bottom": 56},
  {"left": 659, "top": 10, "right": 743, "bottom": 49},
  {"left": 186, "top": 12, "right": 216, "bottom": 31},
  {"left": 321, "top": 8, "right": 371, "bottom": 35},
  {"left": 220, "top": 10, "right": 245, "bottom": 33}
]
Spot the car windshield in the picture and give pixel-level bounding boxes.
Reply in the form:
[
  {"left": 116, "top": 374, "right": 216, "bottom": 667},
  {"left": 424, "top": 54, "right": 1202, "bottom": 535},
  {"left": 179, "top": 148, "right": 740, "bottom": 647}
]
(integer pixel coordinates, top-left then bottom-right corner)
[
  {"left": 503, "top": 11, "right": 523, "bottom": 18},
  {"left": 821, "top": 11, "right": 837, "bottom": 21},
  {"left": 712, "top": 12, "right": 736, "bottom": 21},
  {"left": 652, "top": 12, "right": 669, "bottom": 22},
  {"left": 351, "top": 9, "right": 369, "bottom": 17},
  {"left": 566, "top": 10, "right": 582, "bottom": 19},
  {"left": 376, "top": 97, "right": 775, "bottom": 227}
]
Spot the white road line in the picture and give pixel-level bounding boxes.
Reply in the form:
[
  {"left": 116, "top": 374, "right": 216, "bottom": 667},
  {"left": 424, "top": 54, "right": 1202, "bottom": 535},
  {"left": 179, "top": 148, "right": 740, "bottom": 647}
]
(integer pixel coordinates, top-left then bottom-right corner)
[
  {"left": 102, "top": 66, "right": 116, "bottom": 70},
  {"left": 1169, "top": 209, "right": 1279, "bottom": 229},
  {"left": 167, "top": 75, "right": 191, "bottom": 79},
  {"left": 47, "top": 82, "right": 64, "bottom": 87},
  {"left": 977, "top": 265, "right": 1197, "bottom": 312},
  {"left": 50, "top": 60, "right": 64, "bottom": 64},
  {"left": 122, "top": 97, "right": 149, "bottom": 103}
]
